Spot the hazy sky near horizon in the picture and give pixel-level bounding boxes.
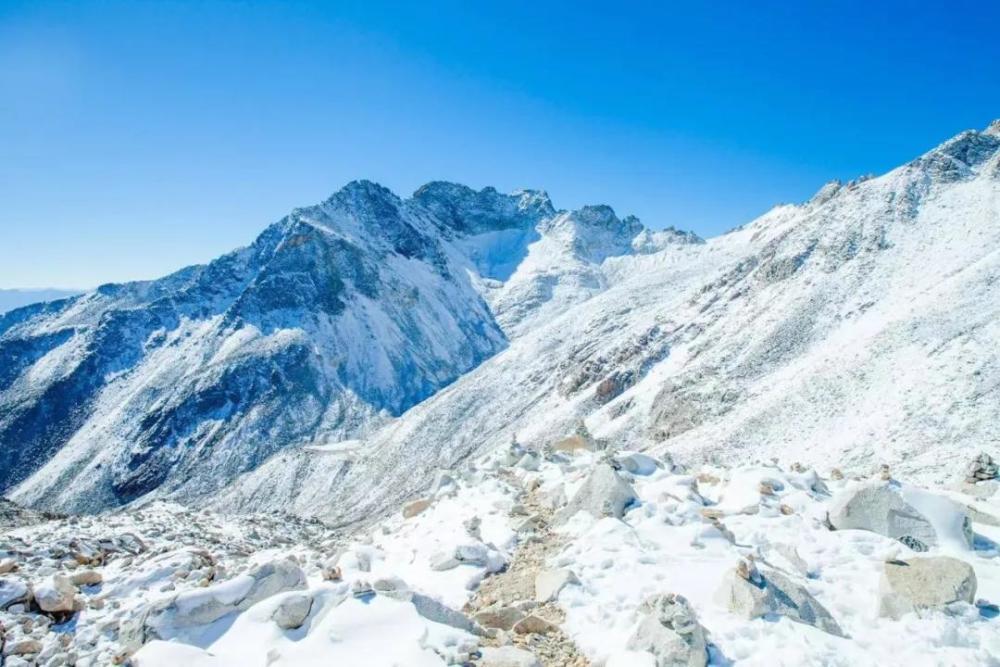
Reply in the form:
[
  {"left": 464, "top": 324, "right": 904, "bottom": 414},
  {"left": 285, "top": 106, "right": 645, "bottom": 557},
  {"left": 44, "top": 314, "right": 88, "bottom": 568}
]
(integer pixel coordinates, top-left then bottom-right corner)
[{"left": 2, "top": 1, "right": 999, "bottom": 289}]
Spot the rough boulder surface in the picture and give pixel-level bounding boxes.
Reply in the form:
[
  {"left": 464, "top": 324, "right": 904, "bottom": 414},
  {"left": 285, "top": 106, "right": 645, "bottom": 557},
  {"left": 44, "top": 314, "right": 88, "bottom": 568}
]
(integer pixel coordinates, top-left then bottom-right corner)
[
  {"left": 554, "top": 464, "right": 638, "bottom": 524},
  {"left": 626, "top": 594, "right": 708, "bottom": 667},
  {"left": 714, "top": 561, "right": 843, "bottom": 636},
  {"left": 878, "top": 557, "right": 977, "bottom": 620},
  {"left": 827, "top": 481, "right": 968, "bottom": 551}
]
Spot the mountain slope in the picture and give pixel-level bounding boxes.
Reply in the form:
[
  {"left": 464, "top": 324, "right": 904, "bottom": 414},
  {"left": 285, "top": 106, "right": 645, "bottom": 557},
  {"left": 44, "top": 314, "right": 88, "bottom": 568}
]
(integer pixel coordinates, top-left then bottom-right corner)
[
  {"left": 0, "top": 288, "right": 83, "bottom": 315},
  {"left": 215, "top": 121, "right": 1000, "bottom": 526},
  {"left": 1, "top": 180, "right": 659, "bottom": 512}
]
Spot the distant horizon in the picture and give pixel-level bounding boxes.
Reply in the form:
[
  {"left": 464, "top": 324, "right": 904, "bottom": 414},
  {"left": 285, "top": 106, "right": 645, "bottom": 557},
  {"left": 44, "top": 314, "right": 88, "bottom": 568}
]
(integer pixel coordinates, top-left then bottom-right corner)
[{"left": 3, "top": 1, "right": 999, "bottom": 289}]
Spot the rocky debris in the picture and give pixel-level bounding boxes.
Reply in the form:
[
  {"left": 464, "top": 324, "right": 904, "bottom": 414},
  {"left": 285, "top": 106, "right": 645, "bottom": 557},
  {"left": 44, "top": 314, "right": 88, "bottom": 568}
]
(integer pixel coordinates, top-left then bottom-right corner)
[
  {"left": 554, "top": 464, "right": 638, "bottom": 525},
  {"left": 271, "top": 592, "right": 313, "bottom": 629},
  {"left": 827, "top": 481, "right": 972, "bottom": 551},
  {"left": 33, "top": 574, "right": 76, "bottom": 614},
  {"left": 474, "top": 605, "right": 526, "bottom": 631},
  {"left": 477, "top": 645, "right": 542, "bottom": 667},
  {"left": 965, "top": 452, "right": 999, "bottom": 484},
  {"left": 626, "top": 593, "right": 708, "bottom": 667},
  {"left": 534, "top": 569, "right": 579, "bottom": 603},
  {"left": 402, "top": 498, "right": 433, "bottom": 519},
  {"left": 878, "top": 557, "right": 977, "bottom": 620},
  {"left": 0, "top": 558, "right": 17, "bottom": 574},
  {"left": 714, "top": 559, "right": 843, "bottom": 636},
  {"left": 0, "top": 498, "right": 64, "bottom": 530}
]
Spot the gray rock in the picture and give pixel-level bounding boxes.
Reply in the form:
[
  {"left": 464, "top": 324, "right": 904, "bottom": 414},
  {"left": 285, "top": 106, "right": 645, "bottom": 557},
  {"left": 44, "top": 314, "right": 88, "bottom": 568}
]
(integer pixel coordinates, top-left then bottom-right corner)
[
  {"left": 827, "top": 481, "right": 969, "bottom": 551},
  {"left": 714, "top": 560, "right": 843, "bottom": 636},
  {"left": 0, "top": 578, "right": 30, "bottom": 609},
  {"left": 373, "top": 576, "right": 412, "bottom": 601},
  {"left": 555, "top": 464, "right": 638, "bottom": 525},
  {"left": 878, "top": 557, "right": 977, "bottom": 620},
  {"left": 626, "top": 594, "right": 707, "bottom": 667},
  {"left": 534, "top": 569, "right": 579, "bottom": 603},
  {"left": 617, "top": 453, "right": 662, "bottom": 476},
  {"left": 411, "top": 593, "right": 484, "bottom": 635},
  {"left": 271, "top": 592, "right": 313, "bottom": 629},
  {"left": 4, "top": 639, "right": 43, "bottom": 656},
  {"left": 965, "top": 452, "right": 999, "bottom": 484},
  {"left": 69, "top": 570, "right": 102, "bottom": 587},
  {"left": 478, "top": 646, "right": 541, "bottom": 667},
  {"left": 237, "top": 559, "right": 307, "bottom": 611}
]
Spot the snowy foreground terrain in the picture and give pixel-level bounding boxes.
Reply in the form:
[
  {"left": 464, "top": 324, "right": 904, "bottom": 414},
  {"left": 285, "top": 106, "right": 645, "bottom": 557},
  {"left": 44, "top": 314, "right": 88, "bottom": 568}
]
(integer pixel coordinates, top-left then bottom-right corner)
[
  {"left": 4, "top": 447, "right": 1000, "bottom": 666},
  {"left": 1, "top": 120, "right": 999, "bottom": 665}
]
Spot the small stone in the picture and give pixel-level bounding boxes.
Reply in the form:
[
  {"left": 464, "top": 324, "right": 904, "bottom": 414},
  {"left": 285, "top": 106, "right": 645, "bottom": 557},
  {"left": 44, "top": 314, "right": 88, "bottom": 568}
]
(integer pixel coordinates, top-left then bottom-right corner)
[
  {"left": 474, "top": 605, "right": 526, "bottom": 631},
  {"left": 627, "top": 593, "right": 707, "bottom": 667},
  {"left": 512, "top": 614, "right": 558, "bottom": 635},
  {"left": 830, "top": 468, "right": 844, "bottom": 480},
  {"left": 402, "top": 498, "right": 433, "bottom": 519},
  {"left": 0, "top": 558, "right": 17, "bottom": 574},
  {"left": 4, "top": 639, "right": 43, "bottom": 656},
  {"left": 70, "top": 570, "right": 103, "bottom": 587}
]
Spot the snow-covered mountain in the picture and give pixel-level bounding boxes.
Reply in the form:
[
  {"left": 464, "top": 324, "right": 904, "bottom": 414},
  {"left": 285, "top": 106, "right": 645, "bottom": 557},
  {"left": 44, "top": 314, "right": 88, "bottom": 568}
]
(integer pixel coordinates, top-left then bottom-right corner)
[
  {"left": 0, "top": 179, "right": 670, "bottom": 512},
  {"left": 214, "top": 120, "right": 1000, "bottom": 527},
  {"left": 2, "top": 121, "right": 998, "bottom": 521}
]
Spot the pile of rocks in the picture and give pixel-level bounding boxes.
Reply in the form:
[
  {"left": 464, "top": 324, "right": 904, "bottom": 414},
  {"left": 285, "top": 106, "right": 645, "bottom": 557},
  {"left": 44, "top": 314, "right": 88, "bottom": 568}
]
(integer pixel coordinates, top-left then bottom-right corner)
[{"left": 966, "top": 452, "right": 999, "bottom": 484}]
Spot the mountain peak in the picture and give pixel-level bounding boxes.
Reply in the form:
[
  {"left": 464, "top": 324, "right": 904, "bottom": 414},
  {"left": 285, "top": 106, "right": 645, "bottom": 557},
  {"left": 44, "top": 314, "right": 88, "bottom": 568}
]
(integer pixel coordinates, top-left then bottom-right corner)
[
  {"left": 986, "top": 119, "right": 1000, "bottom": 137},
  {"left": 411, "top": 181, "right": 555, "bottom": 234}
]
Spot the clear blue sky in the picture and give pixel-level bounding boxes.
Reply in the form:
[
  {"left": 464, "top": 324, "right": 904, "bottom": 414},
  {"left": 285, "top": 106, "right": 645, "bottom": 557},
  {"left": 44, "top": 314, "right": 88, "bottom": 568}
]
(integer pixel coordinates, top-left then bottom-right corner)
[{"left": 2, "top": 1, "right": 998, "bottom": 289}]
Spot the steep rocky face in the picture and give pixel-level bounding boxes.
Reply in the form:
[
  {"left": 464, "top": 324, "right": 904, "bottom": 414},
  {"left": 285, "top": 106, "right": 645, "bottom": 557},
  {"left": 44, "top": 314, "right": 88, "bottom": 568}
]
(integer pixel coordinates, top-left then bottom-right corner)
[
  {"left": 0, "top": 182, "right": 518, "bottom": 510},
  {"left": 0, "top": 179, "right": 669, "bottom": 513}
]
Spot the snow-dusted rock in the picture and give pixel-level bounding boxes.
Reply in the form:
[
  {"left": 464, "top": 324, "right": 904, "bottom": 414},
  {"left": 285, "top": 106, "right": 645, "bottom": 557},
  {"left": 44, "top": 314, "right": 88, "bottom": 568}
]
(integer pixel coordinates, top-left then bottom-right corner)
[
  {"left": 626, "top": 594, "right": 707, "bottom": 667},
  {"left": 828, "top": 481, "right": 972, "bottom": 551},
  {"left": 477, "top": 646, "right": 542, "bottom": 667},
  {"left": 271, "top": 592, "right": 313, "bottom": 629},
  {"left": 714, "top": 560, "right": 843, "bottom": 636},
  {"left": 555, "top": 464, "right": 638, "bottom": 524},
  {"left": 0, "top": 557, "right": 17, "bottom": 574},
  {"left": 878, "top": 557, "right": 977, "bottom": 620},
  {"left": 3, "top": 639, "right": 43, "bottom": 657},
  {"left": 150, "top": 558, "right": 306, "bottom": 630},
  {"left": 512, "top": 614, "right": 558, "bottom": 635},
  {"left": 617, "top": 453, "right": 661, "bottom": 476},
  {"left": 965, "top": 452, "right": 998, "bottom": 484},
  {"left": 70, "top": 569, "right": 102, "bottom": 586},
  {"left": 0, "top": 578, "right": 30, "bottom": 609},
  {"left": 34, "top": 574, "right": 76, "bottom": 613},
  {"left": 410, "top": 592, "right": 484, "bottom": 635},
  {"left": 534, "top": 569, "right": 579, "bottom": 603}
]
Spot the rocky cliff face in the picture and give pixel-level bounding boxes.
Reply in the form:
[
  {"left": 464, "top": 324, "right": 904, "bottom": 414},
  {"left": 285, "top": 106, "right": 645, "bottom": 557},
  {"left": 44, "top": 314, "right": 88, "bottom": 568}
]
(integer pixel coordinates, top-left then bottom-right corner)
[{"left": 0, "top": 179, "right": 660, "bottom": 512}]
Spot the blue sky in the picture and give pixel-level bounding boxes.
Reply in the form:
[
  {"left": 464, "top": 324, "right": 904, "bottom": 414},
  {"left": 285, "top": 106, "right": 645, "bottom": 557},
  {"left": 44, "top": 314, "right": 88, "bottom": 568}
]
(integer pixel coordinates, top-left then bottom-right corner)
[{"left": 2, "top": 1, "right": 998, "bottom": 289}]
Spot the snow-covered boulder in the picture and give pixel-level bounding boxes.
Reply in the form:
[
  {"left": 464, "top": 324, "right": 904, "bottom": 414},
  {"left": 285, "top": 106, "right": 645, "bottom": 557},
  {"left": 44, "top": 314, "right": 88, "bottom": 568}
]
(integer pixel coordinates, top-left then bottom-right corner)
[
  {"left": 149, "top": 558, "right": 306, "bottom": 631},
  {"left": 271, "top": 592, "right": 313, "bottom": 629},
  {"left": 555, "top": 464, "right": 638, "bottom": 524},
  {"left": 617, "top": 452, "right": 661, "bottom": 476},
  {"left": 714, "top": 561, "right": 843, "bottom": 636},
  {"left": 625, "top": 593, "right": 708, "bottom": 667},
  {"left": 828, "top": 481, "right": 973, "bottom": 551},
  {"left": 878, "top": 557, "right": 977, "bottom": 620},
  {"left": 34, "top": 574, "right": 76, "bottom": 613}
]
